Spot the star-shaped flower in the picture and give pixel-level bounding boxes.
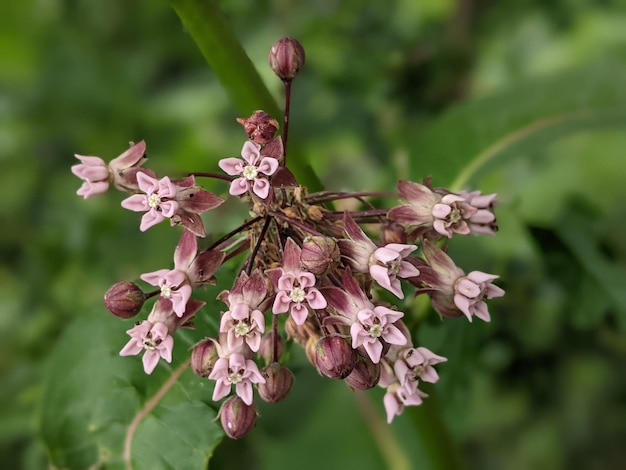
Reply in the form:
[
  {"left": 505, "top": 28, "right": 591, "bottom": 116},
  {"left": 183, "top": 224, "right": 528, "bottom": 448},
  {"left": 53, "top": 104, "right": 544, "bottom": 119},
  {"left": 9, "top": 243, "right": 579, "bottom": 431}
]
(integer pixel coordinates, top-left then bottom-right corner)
[
  {"left": 119, "top": 321, "right": 173, "bottom": 374},
  {"left": 219, "top": 141, "right": 279, "bottom": 199}
]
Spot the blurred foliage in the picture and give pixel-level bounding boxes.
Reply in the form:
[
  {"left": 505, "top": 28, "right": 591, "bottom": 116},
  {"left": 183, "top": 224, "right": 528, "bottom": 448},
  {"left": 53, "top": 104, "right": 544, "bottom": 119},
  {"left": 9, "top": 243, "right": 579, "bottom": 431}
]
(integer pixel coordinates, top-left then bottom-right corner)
[{"left": 1, "top": 0, "right": 626, "bottom": 469}]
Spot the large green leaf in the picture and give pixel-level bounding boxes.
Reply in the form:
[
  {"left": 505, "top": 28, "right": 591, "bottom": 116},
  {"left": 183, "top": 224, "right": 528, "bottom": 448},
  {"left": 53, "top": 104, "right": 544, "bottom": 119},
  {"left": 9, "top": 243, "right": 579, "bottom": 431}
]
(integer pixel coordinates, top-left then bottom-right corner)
[
  {"left": 406, "top": 63, "right": 626, "bottom": 189},
  {"left": 40, "top": 308, "right": 223, "bottom": 469}
]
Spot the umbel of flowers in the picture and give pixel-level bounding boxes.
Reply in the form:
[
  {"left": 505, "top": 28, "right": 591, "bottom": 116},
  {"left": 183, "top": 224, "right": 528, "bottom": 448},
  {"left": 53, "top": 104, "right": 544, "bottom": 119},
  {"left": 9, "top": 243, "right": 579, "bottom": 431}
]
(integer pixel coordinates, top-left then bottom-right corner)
[{"left": 72, "top": 37, "right": 504, "bottom": 439}]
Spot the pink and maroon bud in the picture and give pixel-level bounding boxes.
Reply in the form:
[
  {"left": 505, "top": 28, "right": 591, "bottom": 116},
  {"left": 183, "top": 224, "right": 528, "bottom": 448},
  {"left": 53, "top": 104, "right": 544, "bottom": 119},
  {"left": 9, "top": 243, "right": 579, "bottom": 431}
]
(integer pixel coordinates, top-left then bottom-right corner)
[
  {"left": 301, "top": 236, "right": 340, "bottom": 276},
  {"left": 219, "top": 396, "right": 258, "bottom": 439},
  {"left": 314, "top": 335, "right": 357, "bottom": 379},
  {"left": 345, "top": 350, "right": 381, "bottom": 390},
  {"left": 380, "top": 221, "right": 408, "bottom": 245},
  {"left": 236, "top": 111, "right": 280, "bottom": 144},
  {"left": 257, "top": 362, "right": 294, "bottom": 403},
  {"left": 103, "top": 281, "right": 146, "bottom": 319},
  {"left": 258, "top": 331, "right": 285, "bottom": 365},
  {"left": 190, "top": 338, "right": 219, "bottom": 378},
  {"left": 268, "top": 37, "right": 305, "bottom": 81}
]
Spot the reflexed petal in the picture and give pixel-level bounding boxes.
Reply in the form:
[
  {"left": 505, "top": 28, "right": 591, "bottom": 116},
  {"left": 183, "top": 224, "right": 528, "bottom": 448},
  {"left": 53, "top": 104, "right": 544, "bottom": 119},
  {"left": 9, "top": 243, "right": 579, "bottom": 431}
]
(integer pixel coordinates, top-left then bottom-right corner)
[
  {"left": 212, "top": 380, "right": 232, "bottom": 402},
  {"left": 109, "top": 140, "right": 146, "bottom": 169},
  {"left": 382, "top": 324, "right": 408, "bottom": 346},
  {"left": 398, "top": 261, "right": 420, "bottom": 279},
  {"left": 121, "top": 194, "right": 148, "bottom": 212},
  {"left": 282, "top": 238, "right": 302, "bottom": 272},
  {"left": 235, "top": 381, "right": 254, "bottom": 405},
  {"left": 363, "top": 340, "right": 384, "bottom": 363},
  {"left": 473, "top": 301, "right": 491, "bottom": 322},
  {"left": 158, "top": 336, "right": 174, "bottom": 362},
  {"left": 173, "top": 230, "right": 197, "bottom": 270},
  {"left": 139, "top": 210, "right": 165, "bottom": 231},
  {"left": 383, "top": 392, "right": 402, "bottom": 423},
  {"left": 453, "top": 294, "right": 473, "bottom": 321},
  {"left": 142, "top": 350, "right": 161, "bottom": 374}
]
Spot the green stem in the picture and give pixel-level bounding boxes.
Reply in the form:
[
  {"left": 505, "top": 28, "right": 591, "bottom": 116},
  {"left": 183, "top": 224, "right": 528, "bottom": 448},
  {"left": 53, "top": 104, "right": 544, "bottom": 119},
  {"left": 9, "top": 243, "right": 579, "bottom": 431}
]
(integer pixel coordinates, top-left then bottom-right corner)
[
  {"left": 407, "top": 385, "right": 462, "bottom": 470},
  {"left": 167, "top": 0, "right": 323, "bottom": 191}
]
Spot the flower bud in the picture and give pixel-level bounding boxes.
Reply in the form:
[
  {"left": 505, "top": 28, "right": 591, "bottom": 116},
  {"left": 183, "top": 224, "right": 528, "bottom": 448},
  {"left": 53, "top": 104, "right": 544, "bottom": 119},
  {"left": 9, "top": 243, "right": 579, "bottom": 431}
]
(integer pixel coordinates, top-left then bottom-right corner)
[
  {"left": 190, "top": 338, "right": 219, "bottom": 378},
  {"left": 219, "top": 396, "right": 257, "bottom": 439},
  {"left": 345, "top": 350, "right": 380, "bottom": 390},
  {"left": 301, "top": 236, "right": 340, "bottom": 276},
  {"left": 103, "top": 281, "right": 146, "bottom": 319},
  {"left": 258, "top": 331, "right": 285, "bottom": 365},
  {"left": 380, "top": 221, "right": 408, "bottom": 245},
  {"left": 314, "top": 335, "right": 357, "bottom": 379},
  {"left": 268, "top": 37, "right": 305, "bottom": 81},
  {"left": 257, "top": 362, "right": 294, "bottom": 403},
  {"left": 236, "top": 110, "right": 279, "bottom": 145}
]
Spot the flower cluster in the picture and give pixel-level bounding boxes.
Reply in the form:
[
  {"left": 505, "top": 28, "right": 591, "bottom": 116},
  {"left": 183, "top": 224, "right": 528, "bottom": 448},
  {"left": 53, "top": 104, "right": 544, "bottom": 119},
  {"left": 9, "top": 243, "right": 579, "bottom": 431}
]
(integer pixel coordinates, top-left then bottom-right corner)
[{"left": 74, "top": 37, "right": 504, "bottom": 439}]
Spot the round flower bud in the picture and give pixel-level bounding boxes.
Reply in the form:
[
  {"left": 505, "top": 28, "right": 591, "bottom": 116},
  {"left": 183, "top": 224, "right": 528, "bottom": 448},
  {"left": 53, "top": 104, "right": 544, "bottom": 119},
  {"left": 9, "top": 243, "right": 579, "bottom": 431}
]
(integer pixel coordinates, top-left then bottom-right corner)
[
  {"left": 268, "top": 37, "right": 305, "bottom": 81},
  {"left": 219, "top": 396, "right": 257, "bottom": 439},
  {"left": 190, "top": 338, "right": 219, "bottom": 378},
  {"left": 236, "top": 110, "right": 279, "bottom": 144},
  {"left": 301, "top": 236, "right": 340, "bottom": 276},
  {"left": 345, "top": 350, "right": 381, "bottom": 390},
  {"left": 314, "top": 335, "right": 357, "bottom": 379},
  {"left": 258, "top": 331, "right": 285, "bottom": 365},
  {"left": 103, "top": 281, "right": 146, "bottom": 319},
  {"left": 257, "top": 362, "right": 294, "bottom": 403}
]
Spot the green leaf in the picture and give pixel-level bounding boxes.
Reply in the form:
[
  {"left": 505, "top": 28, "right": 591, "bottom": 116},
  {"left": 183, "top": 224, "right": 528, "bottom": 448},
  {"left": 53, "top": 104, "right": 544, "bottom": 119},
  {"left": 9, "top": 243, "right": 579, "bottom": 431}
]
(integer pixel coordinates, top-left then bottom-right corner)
[
  {"left": 40, "top": 309, "right": 223, "bottom": 470},
  {"left": 406, "top": 63, "right": 626, "bottom": 189}
]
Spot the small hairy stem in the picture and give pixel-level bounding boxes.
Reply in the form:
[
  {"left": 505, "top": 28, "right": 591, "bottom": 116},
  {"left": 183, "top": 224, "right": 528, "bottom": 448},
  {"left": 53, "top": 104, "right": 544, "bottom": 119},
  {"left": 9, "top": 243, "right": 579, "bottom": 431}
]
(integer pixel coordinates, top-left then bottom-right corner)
[
  {"left": 245, "top": 216, "right": 272, "bottom": 275},
  {"left": 206, "top": 215, "right": 263, "bottom": 252},
  {"left": 306, "top": 191, "right": 395, "bottom": 205},
  {"left": 326, "top": 209, "right": 389, "bottom": 219},
  {"left": 269, "top": 211, "right": 324, "bottom": 237},
  {"left": 188, "top": 172, "right": 234, "bottom": 182},
  {"left": 282, "top": 80, "right": 292, "bottom": 162}
]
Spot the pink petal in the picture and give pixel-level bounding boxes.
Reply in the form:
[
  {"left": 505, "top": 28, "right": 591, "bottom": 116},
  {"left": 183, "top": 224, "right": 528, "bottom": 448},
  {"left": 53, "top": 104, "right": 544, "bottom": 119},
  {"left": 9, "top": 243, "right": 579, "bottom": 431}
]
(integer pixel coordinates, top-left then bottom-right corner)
[
  {"left": 432, "top": 203, "right": 452, "bottom": 219},
  {"left": 252, "top": 177, "right": 270, "bottom": 199},
  {"left": 290, "top": 303, "right": 309, "bottom": 325},
  {"left": 119, "top": 339, "right": 143, "bottom": 357},
  {"left": 235, "top": 381, "right": 254, "bottom": 405},
  {"left": 456, "top": 278, "right": 481, "bottom": 299},
  {"left": 171, "top": 284, "right": 192, "bottom": 316},
  {"left": 139, "top": 210, "right": 165, "bottom": 231},
  {"left": 453, "top": 294, "right": 473, "bottom": 321},
  {"left": 246, "top": 333, "right": 262, "bottom": 352},
  {"left": 121, "top": 194, "right": 148, "bottom": 212},
  {"left": 140, "top": 269, "right": 170, "bottom": 286},
  {"left": 212, "top": 380, "right": 232, "bottom": 402},
  {"left": 77, "top": 181, "right": 109, "bottom": 199},
  {"left": 257, "top": 157, "right": 279, "bottom": 176},
  {"left": 158, "top": 336, "right": 174, "bottom": 363},
  {"left": 382, "top": 324, "right": 408, "bottom": 346},
  {"left": 159, "top": 200, "right": 179, "bottom": 218},
  {"left": 109, "top": 140, "right": 146, "bottom": 169},
  {"left": 272, "top": 292, "right": 292, "bottom": 314},
  {"left": 229, "top": 178, "right": 249, "bottom": 196},
  {"left": 305, "top": 288, "right": 327, "bottom": 309},
  {"left": 370, "top": 264, "right": 393, "bottom": 291},
  {"left": 363, "top": 339, "right": 384, "bottom": 363},
  {"left": 136, "top": 171, "right": 159, "bottom": 194},
  {"left": 473, "top": 301, "right": 491, "bottom": 322},
  {"left": 218, "top": 157, "right": 245, "bottom": 176},
  {"left": 142, "top": 350, "right": 161, "bottom": 374},
  {"left": 383, "top": 392, "right": 402, "bottom": 423},
  {"left": 240, "top": 141, "right": 261, "bottom": 165}
]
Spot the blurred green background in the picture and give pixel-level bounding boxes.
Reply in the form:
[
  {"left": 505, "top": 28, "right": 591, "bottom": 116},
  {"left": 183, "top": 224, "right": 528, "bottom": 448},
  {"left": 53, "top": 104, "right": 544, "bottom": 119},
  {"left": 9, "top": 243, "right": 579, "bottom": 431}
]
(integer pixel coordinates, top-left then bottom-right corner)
[{"left": 2, "top": 0, "right": 626, "bottom": 469}]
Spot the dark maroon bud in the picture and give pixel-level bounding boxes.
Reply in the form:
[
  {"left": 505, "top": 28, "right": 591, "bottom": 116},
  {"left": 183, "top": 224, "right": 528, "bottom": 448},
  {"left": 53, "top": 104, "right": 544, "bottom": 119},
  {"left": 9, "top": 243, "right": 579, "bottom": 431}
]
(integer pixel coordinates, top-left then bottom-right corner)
[
  {"left": 258, "top": 331, "right": 285, "bottom": 365},
  {"left": 257, "top": 362, "right": 294, "bottom": 403},
  {"left": 190, "top": 338, "right": 219, "bottom": 378},
  {"left": 268, "top": 37, "right": 305, "bottom": 81},
  {"left": 345, "top": 350, "right": 380, "bottom": 390},
  {"left": 314, "top": 335, "right": 357, "bottom": 379},
  {"left": 301, "top": 236, "right": 340, "bottom": 276},
  {"left": 219, "top": 396, "right": 257, "bottom": 439},
  {"left": 236, "top": 110, "right": 279, "bottom": 144},
  {"left": 103, "top": 281, "right": 145, "bottom": 319}
]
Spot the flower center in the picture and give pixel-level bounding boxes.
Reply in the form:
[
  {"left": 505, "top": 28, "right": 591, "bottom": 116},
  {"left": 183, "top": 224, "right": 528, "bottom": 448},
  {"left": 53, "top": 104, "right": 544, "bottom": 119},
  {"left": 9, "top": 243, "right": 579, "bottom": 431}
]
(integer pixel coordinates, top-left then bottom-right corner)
[
  {"left": 160, "top": 284, "right": 172, "bottom": 298},
  {"left": 369, "top": 324, "right": 383, "bottom": 337},
  {"left": 143, "top": 333, "right": 161, "bottom": 350},
  {"left": 234, "top": 320, "right": 251, "bottom": 336},
  {"left": 290, "top": 286, "right": 306, "bottom": 303},
  {"left": 228, "top": 369, "right": 243, "bottom": 384},
  {"left": 148, "top": 193, "right": 162, "bottom": 209},
  {"left": 243, "top": 165, "right": 258, "bottom": 180}
]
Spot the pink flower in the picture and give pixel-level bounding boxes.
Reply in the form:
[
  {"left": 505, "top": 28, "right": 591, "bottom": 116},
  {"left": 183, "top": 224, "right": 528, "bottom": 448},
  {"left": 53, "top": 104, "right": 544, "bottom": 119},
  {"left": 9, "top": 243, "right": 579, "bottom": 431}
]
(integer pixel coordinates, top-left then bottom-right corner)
[
  {"left": 121, "top": 172, "right": 179, "bottom": 231},
  {"left": 219, "top": 141, "right": 279, "bottom": 199},
  {"left": 119, "top": 321, "right": 173, "bottom": 374},
  {"left": 393, "top": 347, "right": 447, "bottom": 386},
  {"left": 458, "top": 189, "right": 498, "bottom": 235},
  {"left": 350, "top": 306, "right": 407, "bottom": 363},
  {"left": 388, "top": 180, "right": 479, "bottom": 238},
  {"left": 218, "top": 271, "right": 267, "bottom": 352},
  {"left": 418, "top": 239, "right": 504, "bottom": 322},
  {"left": 208, "top": 352, "right": 266, "bottom": 405},
  {"left": 339, "top": 213, "right": 419, "bottom": 298},
  {"left": 140, "top": 269, "right": 192, "bottom": 317},
  {"left": 72, "top": 141, "right": 147, "bottom": 198},
  {"left": 454, "top": 271, "right": 505, "bottom": 322},
  {"left": 267, "top": 238, "right": 327, "bottom": 326},
  {"left": 383, "top": 382, "right": 428, "bottom": 423},
  {"left": 369, "top": 244, "right": 420, "bottom": 299}
]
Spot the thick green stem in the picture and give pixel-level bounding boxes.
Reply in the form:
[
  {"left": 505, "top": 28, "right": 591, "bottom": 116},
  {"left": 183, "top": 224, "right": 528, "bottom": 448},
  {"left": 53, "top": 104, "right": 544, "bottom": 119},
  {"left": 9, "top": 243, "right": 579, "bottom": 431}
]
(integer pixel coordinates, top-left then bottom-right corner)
[{"left": 167, "top": 0, "right": 322, "bottom": 191}]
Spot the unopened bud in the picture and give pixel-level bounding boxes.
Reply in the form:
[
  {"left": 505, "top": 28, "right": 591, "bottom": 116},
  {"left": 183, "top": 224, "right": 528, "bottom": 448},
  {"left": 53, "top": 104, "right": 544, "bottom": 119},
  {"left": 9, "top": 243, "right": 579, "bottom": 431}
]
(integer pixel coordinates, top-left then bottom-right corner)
[
  {"left": 315, "top": 335, "right": 357, "bottom": 379},
  {"left": 257, "top": 362, "right": 294, "bottom": 403},
  {"left": 103, "top": 281, "right": 145, "bottom": 319},
  {"left": 258, "top": 331, "right": 285, "bottom": 365},
  {"left": 190, "top": 338, "right": 219, "bottom": 378},
  {"left": 380, "top": 221, "right": 408, "bottom": 245},
  {"left": 269, "top": 37, "right": 305, "bottom": 81},
  {"left": 236, "top": 110, "right": 279, "bottom": 144},
  {"left": 219, "top": 396, "right": 257, "bottom": 439},
  {"left": 345, "top": 350, "right": 380, "bottom": 390},
  {"left": 301, "top": 236, "right": 340, "bottom": 276}
]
